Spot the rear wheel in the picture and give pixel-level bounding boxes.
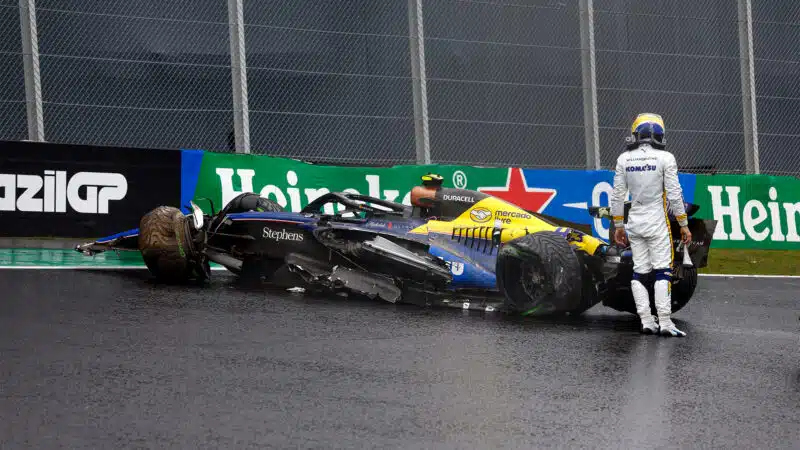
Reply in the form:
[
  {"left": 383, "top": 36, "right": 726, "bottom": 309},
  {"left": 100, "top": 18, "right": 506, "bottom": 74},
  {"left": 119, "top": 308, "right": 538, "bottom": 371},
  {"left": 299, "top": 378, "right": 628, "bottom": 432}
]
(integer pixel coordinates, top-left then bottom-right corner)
[
  {"left": 604, "top": 265, "right": 697, "bottom": 316},
  {"left": 138, "top": 206, "right": 203, "bottom": 283},
  {"left": 496, "top": 231, "right": 584, "bottom": 315},
  {"left": 670, "top": 265, "right": 697, "bottom": 313}
]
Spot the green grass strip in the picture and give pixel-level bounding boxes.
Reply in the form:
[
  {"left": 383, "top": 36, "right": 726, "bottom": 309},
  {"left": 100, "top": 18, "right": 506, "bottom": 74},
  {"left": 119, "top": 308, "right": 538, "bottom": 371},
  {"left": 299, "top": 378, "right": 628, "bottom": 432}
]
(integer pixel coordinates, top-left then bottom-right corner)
[{"left": 700, "top": 249, "right": 800, "bottom": 276}]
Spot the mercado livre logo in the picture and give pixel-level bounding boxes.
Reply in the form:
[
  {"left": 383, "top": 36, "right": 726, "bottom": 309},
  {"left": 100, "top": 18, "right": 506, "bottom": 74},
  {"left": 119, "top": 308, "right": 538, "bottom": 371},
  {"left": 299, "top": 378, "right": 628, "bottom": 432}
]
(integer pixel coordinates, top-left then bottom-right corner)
[{"left": 470, "top": 207, "right": 492, "bottom": 223}]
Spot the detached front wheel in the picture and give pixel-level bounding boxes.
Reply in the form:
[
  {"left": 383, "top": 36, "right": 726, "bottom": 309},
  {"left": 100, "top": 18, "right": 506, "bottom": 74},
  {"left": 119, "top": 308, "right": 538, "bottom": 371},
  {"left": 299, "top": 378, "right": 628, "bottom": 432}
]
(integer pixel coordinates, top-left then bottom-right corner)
[
  {"left": 138, "top": 206, "right": 205, "bottom": 283},
  {"left": 496, "top": 231, "right": 584, "bottom": 315}
]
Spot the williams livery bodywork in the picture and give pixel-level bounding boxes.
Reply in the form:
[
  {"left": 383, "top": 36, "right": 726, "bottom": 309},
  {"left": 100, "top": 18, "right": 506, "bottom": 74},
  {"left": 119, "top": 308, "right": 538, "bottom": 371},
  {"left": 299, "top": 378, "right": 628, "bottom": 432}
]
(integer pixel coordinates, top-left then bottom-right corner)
[{"left": 76, "top": 174, "right": 717, "bottom": 317}]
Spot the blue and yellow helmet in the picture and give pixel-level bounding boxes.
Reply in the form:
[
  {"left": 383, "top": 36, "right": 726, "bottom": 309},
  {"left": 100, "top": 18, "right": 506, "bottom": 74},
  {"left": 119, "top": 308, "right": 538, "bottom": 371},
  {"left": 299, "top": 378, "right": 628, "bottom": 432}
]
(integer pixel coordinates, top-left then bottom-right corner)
[{"left": 626, "top": 113, "right": 665, "bottom": 149}]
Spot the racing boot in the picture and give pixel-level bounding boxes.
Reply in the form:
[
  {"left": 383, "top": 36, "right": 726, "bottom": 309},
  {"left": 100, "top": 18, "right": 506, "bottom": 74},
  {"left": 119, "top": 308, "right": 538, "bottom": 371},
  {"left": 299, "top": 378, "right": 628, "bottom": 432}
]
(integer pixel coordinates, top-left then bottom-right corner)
[
  {"left": 654, "top": 269, "right": 686, "bottom": 337},
  {"left": 631, "top": 274, "right": 658, "bottom": 334}
]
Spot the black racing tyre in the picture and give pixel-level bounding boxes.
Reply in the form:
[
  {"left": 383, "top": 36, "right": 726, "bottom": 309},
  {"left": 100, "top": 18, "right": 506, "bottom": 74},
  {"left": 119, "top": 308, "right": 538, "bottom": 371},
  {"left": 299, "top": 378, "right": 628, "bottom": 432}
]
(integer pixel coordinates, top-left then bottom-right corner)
[
  {"left": 607, "top": 265, "right": 698, "bottom": 316},
  {"left": 670, "top": 265, "right": 698, "bottom": 314},
  {"left": 496, "top": 231, "right": 584, "bottom": 315},
  {"left": 138, "top": 206, "right": 198, "bottom": 284}
]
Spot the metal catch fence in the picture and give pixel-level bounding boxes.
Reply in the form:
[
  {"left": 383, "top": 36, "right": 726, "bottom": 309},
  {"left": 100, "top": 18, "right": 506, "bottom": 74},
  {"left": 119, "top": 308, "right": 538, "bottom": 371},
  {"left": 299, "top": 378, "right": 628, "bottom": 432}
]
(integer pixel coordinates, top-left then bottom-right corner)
[{"left": 1, "top": 0, "right": 798, "bottom": 175}]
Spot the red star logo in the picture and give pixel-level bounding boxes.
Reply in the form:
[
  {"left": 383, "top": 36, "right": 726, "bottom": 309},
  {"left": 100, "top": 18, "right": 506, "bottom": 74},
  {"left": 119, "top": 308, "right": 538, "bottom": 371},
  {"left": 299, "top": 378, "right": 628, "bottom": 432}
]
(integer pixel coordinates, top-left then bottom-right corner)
[{"left": 478, "top": 168, "right": 557, "bottom": 213}]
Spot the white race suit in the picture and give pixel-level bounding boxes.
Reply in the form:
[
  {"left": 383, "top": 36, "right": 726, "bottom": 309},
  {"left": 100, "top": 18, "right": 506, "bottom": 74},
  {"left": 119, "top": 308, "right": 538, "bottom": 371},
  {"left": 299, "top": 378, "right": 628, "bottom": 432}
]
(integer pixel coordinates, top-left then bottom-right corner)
[
  {"left": 610, "top": 144, "right": 688, "bottom": 273},
  {"left": 610, "top": 143, "right": 689, "bottom": 333}
]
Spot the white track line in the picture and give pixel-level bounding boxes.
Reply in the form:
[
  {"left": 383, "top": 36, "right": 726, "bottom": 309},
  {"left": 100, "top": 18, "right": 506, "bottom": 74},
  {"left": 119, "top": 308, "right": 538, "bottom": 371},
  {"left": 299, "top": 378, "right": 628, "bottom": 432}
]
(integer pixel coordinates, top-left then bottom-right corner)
[{"left": 698, "top": 273, "right": 800, "bottom": 279}]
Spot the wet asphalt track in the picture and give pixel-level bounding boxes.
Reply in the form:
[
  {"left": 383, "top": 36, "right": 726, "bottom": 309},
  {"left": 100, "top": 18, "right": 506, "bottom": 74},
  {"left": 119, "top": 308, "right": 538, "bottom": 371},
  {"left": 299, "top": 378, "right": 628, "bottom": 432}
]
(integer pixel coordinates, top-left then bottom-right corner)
[{"left": 1, "top": 269, "right": 799, "bottom": 449}]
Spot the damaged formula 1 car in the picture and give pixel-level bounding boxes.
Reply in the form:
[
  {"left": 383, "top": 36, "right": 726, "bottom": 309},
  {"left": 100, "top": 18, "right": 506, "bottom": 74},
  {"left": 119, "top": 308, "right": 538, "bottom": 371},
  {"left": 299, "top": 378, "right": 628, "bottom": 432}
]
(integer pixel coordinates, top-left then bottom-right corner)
[{"left": 75, "top": 174, "right": 717, "bottom": 317}]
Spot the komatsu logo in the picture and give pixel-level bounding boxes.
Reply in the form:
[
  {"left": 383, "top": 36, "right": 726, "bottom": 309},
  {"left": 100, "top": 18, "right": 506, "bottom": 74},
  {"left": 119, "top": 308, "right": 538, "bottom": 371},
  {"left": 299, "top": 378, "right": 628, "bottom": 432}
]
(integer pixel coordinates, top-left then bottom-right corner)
[
  {"left": 0, "top": 171, "right": 128, "bottom": 214},
  {"left": 626, "top": 164, "right": 657, "bottom": 172}
]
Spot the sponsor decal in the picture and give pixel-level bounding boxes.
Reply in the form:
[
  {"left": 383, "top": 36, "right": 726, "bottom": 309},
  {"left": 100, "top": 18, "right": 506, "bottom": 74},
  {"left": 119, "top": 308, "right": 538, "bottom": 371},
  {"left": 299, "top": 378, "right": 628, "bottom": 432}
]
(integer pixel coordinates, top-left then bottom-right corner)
[
  {"left": 443, "top": 193, "right": 475, "bottom": 203},
  {"left": 705, "top": 185, "right": 799, "bottom": 244},
  {"left": 437, "top": 256, "right": 466, "bottom": 276},
  {"left": 553, "top": 227, "right": 585, "bottom": 243},
  {"left": 366, "top": 220, "right": 393, "bottom": 229},
  {"left": 216, "top": 169, "right": 409, "bottom": 215},
  {"left": 494, "top": 210, "right": 532, "bottom": 223},
  {"left": 452, "top": 171, "right": 468, "bottom": 189},
  {"left": 262, "top": 227, "right": 305, "bottom": 242},
  {"left": 0, "top": 171, "right": 128, "bottom": 214},
  {"left": 626, "top": 164, "right": 657, "bottom": 172},
  {"left": 690, "top": 173, "right": 800, "bottom": 249},
  {"left": 204, "top": 162, "right": 509, "bottom": 217},
  {"left": 470, "top": 207, "right": 492, "bottom": 223},
  {"left": 447, "top": 260, "right": 465, "bottom": 276},
  {"left": 1, "top": 140, "right": 182, "bottom": 238},
  {"left": 673, "top": 238, "right": 706, "bottom": 250},
  {"left": 478, "top": 168, "right": 556, "bottom": 214}
]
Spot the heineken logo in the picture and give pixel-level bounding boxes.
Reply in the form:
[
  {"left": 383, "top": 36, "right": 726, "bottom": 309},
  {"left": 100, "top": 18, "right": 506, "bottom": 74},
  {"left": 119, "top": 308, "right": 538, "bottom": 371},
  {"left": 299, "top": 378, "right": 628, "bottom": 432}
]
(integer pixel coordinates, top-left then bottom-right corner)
[
  {"left": 707, "top": 185, "right": 800, "bottom": 243},
  {"left": 215, "top": 168, "right": 409, "bottom": 215}
]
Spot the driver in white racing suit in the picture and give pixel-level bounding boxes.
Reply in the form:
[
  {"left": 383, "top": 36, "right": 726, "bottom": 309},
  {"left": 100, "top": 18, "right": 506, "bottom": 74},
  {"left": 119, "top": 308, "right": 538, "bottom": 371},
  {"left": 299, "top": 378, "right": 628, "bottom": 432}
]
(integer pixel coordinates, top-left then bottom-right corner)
[{"left": 610, "top": 113, "right": 692, "bottom": 337}]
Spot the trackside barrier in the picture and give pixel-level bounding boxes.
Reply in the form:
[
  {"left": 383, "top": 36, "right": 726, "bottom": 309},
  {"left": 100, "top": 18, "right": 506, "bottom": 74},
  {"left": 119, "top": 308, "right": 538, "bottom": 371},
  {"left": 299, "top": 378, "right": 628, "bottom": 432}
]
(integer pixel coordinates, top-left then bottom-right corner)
[
  {"left": 0, "top": 140, "right": 182, "bottom": 237},
  {"left": 2, "top": 140, "right": 798, "bottom": 250},
  {"left": 180, "top": 149, "right": 800, "bottom": 250}
]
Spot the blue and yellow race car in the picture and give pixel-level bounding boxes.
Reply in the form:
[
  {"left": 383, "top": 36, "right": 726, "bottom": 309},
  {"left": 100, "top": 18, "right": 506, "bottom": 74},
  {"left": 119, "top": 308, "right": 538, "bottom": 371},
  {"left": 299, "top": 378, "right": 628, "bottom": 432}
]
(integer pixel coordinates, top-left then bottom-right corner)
[{"left": 75, "top": 174, "right": 716, "bottom": 317}]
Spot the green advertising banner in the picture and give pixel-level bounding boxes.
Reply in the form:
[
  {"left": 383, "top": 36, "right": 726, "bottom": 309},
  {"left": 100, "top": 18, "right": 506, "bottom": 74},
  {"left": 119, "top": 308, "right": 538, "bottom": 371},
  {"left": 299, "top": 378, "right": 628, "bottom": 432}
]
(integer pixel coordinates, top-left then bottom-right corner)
[
  {"left": 181, "top": 149, "right": 800, "bottom": 250},
  {"left": 693, "top": 174, "right": 800, "bottom": 249},
  {"left": 180, "top": 150, "right": 636, "bottom": 240},
  {"left": 189, "top": 151, "right": 510, "bottom": 216}
]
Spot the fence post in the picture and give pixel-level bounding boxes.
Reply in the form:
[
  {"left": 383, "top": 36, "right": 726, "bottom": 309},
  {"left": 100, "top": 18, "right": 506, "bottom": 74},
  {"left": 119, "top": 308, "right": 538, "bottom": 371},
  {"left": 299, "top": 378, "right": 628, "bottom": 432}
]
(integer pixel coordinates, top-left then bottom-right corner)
[
  {"left": 738, "top": 0, "right": 759, "bottom": 174},
  {"left": 407, "top": 0, "right": 431, "bottom": 164},
  {"left": 579, "top": 0, "right": 600, "bottom": 170},
  {"left": 19, "top": 0, "right": 44, "bottom": 142},
  {"left": 228, "top": 0, "right": 250, "bottom": 153}
]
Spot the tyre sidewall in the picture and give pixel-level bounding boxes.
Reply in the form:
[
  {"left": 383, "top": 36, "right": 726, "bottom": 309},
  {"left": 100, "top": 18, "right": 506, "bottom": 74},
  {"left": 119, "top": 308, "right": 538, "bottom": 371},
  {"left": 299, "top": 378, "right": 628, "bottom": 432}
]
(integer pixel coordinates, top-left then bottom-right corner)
[
  {"left": 497, "top": 231, "right": 584, "bottom": 315},
  {"left": 138, "top": 206, "right": 196, "bottom": 283}
]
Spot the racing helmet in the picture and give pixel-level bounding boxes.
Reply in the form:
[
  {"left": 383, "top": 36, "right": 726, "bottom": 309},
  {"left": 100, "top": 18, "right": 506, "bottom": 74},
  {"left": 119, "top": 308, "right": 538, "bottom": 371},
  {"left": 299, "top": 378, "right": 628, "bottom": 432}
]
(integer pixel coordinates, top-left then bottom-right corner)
[
  {"left": 421, "top": 173, "right": 444, "bottom": 189},
  {"left": 625, "top": 113, "right": 666, "bottom": 150}
]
